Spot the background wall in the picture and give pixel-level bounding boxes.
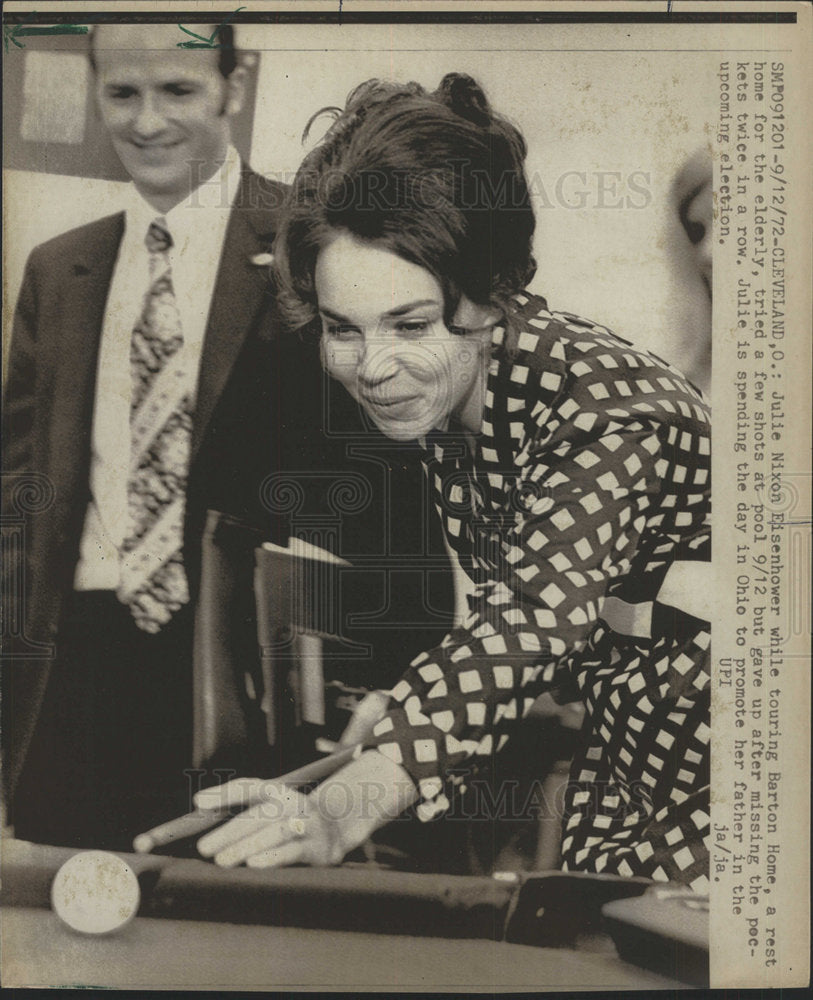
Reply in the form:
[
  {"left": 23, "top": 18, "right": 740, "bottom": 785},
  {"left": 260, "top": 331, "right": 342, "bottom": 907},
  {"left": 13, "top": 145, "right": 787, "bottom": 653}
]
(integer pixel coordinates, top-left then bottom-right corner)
[{"left": 4, "top": 22, "right": 716, "bottom": 390}]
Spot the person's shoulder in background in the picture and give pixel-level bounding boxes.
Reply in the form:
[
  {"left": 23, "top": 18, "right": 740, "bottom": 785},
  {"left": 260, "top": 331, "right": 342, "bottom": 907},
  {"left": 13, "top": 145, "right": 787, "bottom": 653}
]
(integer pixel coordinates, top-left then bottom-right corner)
[
  {"left": 232, "top": 166, "right": 290, "bottom": 238},
  {"left": 22, "top": 212, "right": 125, "bottom": 277}
]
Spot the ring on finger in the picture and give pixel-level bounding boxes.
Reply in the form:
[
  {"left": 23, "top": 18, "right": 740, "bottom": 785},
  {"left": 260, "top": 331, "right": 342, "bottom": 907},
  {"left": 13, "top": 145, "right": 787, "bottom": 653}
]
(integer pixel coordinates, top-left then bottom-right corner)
[{"left": 287, "top": 816, "right": 307, "bottom": 839}]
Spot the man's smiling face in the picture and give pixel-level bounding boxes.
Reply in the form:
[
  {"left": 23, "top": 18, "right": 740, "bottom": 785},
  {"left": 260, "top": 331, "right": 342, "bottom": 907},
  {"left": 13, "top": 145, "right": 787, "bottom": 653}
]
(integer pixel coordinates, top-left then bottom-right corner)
[{"left": 93, "top": 24, "right": 243, "bottom": 212}]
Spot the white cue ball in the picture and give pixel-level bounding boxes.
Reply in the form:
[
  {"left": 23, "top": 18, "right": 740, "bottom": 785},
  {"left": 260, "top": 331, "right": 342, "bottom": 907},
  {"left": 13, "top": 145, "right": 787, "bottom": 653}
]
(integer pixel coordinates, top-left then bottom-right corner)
[{"left": 51, "top": 850, "right": 141, "bottom": 935}]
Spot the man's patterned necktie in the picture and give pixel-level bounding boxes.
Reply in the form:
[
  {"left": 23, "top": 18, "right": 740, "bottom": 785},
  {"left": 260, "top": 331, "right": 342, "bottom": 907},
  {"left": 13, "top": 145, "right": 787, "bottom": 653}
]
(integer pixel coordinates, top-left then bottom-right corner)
[{"left": 118, "top": 218, "right": 192, "bottom": 633}]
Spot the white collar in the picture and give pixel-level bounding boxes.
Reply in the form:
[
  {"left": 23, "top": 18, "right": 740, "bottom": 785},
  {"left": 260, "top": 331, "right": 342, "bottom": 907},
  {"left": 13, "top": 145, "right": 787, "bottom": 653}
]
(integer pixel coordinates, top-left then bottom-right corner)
[{"left": 123, "top": 144, "right": 242, "bottom": 245}]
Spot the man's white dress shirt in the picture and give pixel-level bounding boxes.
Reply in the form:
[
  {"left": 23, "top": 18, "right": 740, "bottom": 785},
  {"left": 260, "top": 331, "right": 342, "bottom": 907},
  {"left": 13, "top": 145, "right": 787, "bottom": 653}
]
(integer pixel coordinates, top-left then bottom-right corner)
[{"left": 74, "top": 145, "right": 242, "bottom": 590}]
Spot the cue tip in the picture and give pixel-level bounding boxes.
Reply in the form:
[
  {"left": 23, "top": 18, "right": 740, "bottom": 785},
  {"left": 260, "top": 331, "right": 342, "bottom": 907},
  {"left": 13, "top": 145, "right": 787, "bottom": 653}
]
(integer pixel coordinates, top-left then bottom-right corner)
[{"left": 132, "top": 834, "right": 155, "bottom": 854}]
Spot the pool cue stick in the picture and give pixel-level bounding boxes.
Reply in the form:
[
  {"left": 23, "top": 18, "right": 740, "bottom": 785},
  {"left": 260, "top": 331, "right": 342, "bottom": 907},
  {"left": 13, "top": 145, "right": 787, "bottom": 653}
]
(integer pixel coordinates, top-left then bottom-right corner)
[
  {"left": 133, "top": 744, "right": 360, "bottom": 853},
  {"left": 132, "top": 808, "right": 231, "bottom": 855},
  {"left": 271, "top": 743, "right": 357, "bottom": 787}
]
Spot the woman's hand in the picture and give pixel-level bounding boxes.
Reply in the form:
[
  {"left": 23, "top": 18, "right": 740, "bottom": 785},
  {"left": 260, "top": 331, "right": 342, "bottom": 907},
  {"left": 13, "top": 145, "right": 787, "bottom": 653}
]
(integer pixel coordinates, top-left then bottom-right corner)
[
  {"left": 194, "top": 750, "right": 418, "bottom": 869},
  {"left": 195, "top": 779, "right": 345, "bottom": 868}
]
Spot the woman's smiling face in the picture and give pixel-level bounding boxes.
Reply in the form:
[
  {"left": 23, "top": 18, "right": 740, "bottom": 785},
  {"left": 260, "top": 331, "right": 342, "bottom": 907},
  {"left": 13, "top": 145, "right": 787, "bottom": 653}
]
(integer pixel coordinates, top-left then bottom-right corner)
[{"left": 315, "top": 231, "right": 493, "bottom": 442}]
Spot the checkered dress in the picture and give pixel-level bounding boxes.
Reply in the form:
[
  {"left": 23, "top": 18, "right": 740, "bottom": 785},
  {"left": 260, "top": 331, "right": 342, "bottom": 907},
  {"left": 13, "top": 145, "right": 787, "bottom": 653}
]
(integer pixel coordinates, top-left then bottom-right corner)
[{"left": 366, "top": 292, "right": 711, "bottom": 890}]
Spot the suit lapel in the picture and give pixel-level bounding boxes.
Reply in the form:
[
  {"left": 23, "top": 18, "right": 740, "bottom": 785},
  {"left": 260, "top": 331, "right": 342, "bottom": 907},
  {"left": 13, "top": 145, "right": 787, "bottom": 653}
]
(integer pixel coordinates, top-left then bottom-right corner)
[
  {"left": 49, "top": 214, "right": 124, "bottom": 506},
  {"left": 191, "top": 170, "right": 278, "bottom": 460},
  {"left": 45, "top": 171, "right": 282, "bottom": 478}
]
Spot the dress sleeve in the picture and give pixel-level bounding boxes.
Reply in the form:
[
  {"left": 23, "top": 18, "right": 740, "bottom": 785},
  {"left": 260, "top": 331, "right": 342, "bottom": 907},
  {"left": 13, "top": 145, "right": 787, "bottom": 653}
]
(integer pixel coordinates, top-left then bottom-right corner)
[{"left": 365, "top": 422, "right": 667, "bottom": 819}]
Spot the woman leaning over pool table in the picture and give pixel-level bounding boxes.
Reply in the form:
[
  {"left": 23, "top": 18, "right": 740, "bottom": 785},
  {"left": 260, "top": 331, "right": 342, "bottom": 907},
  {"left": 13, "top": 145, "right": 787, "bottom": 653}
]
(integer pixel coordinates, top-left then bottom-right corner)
[{"left": 196, "top": 73, "right": 711, "bottom": 891}]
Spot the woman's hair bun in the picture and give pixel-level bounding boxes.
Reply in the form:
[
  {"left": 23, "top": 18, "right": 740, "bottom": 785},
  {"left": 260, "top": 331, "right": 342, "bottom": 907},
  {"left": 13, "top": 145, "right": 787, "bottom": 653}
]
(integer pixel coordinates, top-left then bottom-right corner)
[{"left": 434, "top": 72, "right": 491, "bottom": 128}]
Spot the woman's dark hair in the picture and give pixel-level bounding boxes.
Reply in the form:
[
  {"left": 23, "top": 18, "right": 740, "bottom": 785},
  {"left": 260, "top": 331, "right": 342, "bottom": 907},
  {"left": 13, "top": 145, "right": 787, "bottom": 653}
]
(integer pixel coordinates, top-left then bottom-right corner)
[{"left": 275, "top": 73, "right": 537, "bottom": 330}]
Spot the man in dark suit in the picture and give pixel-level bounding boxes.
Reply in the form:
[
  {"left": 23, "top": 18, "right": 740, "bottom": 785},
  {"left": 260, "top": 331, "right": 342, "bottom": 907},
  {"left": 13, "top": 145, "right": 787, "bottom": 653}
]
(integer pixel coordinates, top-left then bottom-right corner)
[
  {"left": 2, "top": 23, "right": 453, "bottom": 852},
  {"left": 2, "top": 23, "right": 299, "bottom": 849}
]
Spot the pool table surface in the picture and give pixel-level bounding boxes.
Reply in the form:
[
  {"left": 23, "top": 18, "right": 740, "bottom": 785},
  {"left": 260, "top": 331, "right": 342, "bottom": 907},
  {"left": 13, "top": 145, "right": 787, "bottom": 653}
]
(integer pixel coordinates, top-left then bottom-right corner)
[{"left": 1, "top": 839, "right": 686, "bottom": 990}]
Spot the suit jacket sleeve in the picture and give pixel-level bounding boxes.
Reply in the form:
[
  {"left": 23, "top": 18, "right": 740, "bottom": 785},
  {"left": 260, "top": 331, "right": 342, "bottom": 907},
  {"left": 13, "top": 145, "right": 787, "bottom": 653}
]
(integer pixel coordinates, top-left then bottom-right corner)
[{"left": 3, "top": 253, "right": 40, "bottom": 482}]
